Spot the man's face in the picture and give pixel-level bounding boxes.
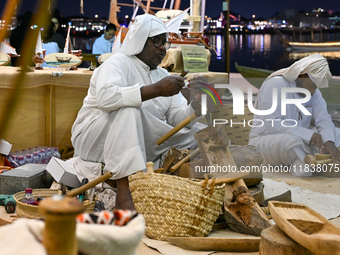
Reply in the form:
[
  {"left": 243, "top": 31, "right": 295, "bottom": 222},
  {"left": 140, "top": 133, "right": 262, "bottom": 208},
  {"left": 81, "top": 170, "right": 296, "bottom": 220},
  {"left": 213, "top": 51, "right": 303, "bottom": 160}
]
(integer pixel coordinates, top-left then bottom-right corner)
[
  {"left": 296, "top": 74, "right": 317, "bottom": 95},
  {"left": 104, "top": 29, "right": 116, "bottom": 40},
  {"left": 136, "top": 33, "right": 167, "bottom": 69}
]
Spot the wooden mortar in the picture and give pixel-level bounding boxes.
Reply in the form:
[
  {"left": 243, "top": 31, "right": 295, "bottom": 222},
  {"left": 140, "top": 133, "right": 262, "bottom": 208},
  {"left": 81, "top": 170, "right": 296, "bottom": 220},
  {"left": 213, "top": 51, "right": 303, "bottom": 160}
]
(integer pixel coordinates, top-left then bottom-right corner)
[{"left": 39, "top": 195, "right": 85, "bottom": 255}]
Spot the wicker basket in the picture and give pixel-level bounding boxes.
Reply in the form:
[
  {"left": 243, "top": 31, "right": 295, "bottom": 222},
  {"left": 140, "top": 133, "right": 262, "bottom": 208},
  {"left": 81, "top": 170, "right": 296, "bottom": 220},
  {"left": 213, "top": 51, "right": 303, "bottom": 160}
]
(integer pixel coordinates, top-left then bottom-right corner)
[
  {"left": 128, "top": 172, "right": 225, "bottom": 240},
  {"left": 13, "top": 189, "right": 95, "bottom": 219}
]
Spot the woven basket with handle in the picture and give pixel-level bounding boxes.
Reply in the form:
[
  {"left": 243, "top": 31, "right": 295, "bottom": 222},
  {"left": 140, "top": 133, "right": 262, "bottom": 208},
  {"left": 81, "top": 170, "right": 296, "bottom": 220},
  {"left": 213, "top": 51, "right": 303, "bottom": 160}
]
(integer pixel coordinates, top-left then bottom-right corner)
[
  {"left": 129, "top": 171, "right": 225, "bottom": 240},
  {"left": 14, "top": 189, "right": 95, "bottom": 219}
]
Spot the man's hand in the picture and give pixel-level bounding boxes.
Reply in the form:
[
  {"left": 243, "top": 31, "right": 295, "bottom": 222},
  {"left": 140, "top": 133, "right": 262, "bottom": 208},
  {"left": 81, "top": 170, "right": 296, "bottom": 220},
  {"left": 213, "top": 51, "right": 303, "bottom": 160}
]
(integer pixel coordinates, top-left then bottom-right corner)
[
  {"left": 156, "top": 75, "right": 185, "bottom": 97},
  {"left": 310, "top": 132, "right": 323, "bottom": 151},
  {"left": 141, "top": 75, "right": 185, "bottom": 101},
  {"left": 323, "top": 141, "right": 340, "bottom": 163}
]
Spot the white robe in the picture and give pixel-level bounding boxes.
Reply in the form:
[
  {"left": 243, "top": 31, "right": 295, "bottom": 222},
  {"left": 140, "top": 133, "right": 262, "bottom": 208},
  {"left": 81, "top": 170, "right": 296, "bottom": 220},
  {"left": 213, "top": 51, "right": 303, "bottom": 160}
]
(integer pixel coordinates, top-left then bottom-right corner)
[
  {"left": 249, "top": 76, "right": 340, "bottom": 176},
  {"left": 71, "top": 53, "right": 198, "bottom": 179}
]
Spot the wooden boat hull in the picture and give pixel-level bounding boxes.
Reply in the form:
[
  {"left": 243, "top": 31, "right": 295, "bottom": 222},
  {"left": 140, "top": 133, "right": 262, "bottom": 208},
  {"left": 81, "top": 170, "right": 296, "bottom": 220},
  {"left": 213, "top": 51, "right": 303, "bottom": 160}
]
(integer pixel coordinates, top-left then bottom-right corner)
[
  {"left": 288, "top": 42, "right": 340, "bottom": 52},
  {"left": 235, "top": 62, "right": 340, "bottom": 111},
  {"left": 269, "top": 201, "right": 340, "bottom": 255}
]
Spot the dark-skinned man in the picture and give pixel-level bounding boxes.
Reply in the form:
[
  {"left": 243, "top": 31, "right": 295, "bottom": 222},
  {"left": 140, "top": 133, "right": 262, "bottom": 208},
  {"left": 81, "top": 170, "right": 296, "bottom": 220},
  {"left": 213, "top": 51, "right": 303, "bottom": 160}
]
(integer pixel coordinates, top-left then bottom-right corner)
[{"left": 71, "top": 14, "right": 204, "bottom": 210}]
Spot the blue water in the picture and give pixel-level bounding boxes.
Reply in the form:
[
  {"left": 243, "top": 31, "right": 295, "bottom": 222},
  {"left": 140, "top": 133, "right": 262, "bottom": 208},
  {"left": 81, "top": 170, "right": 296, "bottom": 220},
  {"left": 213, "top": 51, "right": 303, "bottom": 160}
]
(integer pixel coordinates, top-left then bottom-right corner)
[
  {"left": 46, "top": 61, "right": 80, "bottom": 66},
  {"left": 208, "top": 33, "right": 340, "bottom": 76}
]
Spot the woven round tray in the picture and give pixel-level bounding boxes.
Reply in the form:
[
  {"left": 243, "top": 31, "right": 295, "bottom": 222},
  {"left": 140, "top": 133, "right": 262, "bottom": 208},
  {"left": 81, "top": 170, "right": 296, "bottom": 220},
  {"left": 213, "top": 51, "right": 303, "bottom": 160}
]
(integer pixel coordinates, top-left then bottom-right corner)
[
  {"left": 13, "top": 189, "right": 95, "bottom": 219},
  {"left": 129, "top": 172, "right": 225, "bottom": 240}
]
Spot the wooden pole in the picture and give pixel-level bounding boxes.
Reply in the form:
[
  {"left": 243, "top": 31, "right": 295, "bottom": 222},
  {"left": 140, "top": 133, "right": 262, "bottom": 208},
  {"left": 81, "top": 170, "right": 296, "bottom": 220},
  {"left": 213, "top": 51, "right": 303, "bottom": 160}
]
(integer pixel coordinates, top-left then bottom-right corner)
[
  {"left": 145, "top": 0, "right": 154, "bottom": 14},
  {"left": 224, "top": 0, "right": 230, "bottom": 77},
  {"left": 156, "top": 112, "right": 197, "bottom": 145},
  {"left": 109, "top": 0, "right": 121, "bottom": 28},
  {"left": 174, "top": 0, "right": 182, "bottom": 10},
  {"left": 192, "top": 0, "right": 201, "bottom": 32},
  {"left": 66, "top": 171, "right": 114, "bottom": 198}
]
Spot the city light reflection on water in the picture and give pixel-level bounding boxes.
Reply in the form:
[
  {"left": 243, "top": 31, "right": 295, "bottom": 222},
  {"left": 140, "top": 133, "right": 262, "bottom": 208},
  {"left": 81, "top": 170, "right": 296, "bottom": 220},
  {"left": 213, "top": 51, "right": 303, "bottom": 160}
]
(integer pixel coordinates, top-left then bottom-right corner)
[
  {"left": 216, "top": 35, "right": 222, "bottom": 59},
  {"left": 207, "top": 33, "right": 340, "bottom": 75}
]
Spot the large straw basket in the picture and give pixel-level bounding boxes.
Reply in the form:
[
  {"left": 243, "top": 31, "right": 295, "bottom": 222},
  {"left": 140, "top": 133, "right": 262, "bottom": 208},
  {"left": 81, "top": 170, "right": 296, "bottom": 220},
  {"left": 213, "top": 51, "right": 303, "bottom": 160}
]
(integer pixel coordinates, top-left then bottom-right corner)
[
  {"left": 129, "top": 172, "right": 225, "bottom": 240},
  {"left": 13, "top": 189, "right": 95, "bottom": 219}
]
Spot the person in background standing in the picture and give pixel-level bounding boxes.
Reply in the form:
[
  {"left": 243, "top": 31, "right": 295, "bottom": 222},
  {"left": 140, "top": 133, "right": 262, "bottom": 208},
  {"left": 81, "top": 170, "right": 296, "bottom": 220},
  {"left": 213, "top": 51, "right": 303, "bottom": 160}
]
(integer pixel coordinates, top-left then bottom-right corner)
[
  {"left": 51, "top": 16, "right": 65, "bottom": 52},
  {"left": 41, "top": 21, "right": 59, "bottom": 68},
  {"left": 92, "top": 23, "right": 117, "bottom": 55}
]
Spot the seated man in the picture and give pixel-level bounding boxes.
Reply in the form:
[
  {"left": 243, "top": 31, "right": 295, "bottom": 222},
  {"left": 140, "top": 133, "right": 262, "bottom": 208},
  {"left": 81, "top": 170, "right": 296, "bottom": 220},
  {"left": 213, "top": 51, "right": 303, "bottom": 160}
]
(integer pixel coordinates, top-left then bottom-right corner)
[
  {"left": 71, "top": 14, "right": 202, "bottom": 210},
  {"left": 249, "top": 53, "right": 340, "bottom": 176}
]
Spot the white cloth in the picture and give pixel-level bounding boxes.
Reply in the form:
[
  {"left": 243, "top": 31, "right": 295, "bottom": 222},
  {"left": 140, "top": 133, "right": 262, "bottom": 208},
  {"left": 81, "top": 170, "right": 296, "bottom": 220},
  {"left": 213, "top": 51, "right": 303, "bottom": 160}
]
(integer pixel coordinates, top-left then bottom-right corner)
[
  {"left": 249, "top": 76, "right": 340, "bottom": 176},
  {"left": 0, "top": 215, "right": 145, "bottom": 255},
  {"left": 265, "top": 53, "right": 332, "bottom": 89},
  {"left": 71, "top": 53, "right": 198, "bottom": 179},
  {"left": 66, "top": 156, "right": 103, "bottom": 189},
  {"left": 92, "top": 34, "right": 116, "bottom": 55},
  {"left": 119, "top": 14, "right": 168, "bottom": 56}
]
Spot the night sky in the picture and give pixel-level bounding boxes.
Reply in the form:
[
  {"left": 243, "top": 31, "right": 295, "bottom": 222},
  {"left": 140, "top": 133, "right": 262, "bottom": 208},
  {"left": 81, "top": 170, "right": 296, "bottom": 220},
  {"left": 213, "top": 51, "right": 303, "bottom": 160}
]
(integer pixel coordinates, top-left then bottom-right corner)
[{"left": 1, "top": 0, "right": 340, "bottom": 19}]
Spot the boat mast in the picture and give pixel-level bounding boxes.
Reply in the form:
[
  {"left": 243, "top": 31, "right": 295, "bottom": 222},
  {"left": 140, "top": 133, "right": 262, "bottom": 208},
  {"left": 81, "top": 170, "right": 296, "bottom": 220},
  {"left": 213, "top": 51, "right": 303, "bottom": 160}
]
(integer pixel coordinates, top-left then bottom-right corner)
[
  {"left": 174, "top": 0, "right": 181, "bottom": 9},
  {"left": 109, "top": 0, "right": 121, "bottom": 28}
]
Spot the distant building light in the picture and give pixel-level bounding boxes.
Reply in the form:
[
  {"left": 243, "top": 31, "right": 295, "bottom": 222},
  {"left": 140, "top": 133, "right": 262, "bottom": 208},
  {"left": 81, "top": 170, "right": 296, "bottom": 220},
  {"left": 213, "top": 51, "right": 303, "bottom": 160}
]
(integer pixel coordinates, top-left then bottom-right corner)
[
  {"left": 95, "top": 15, "right": 98, "bottom": 18},
  {"left": 97, "top": 29, "right": 100, "bottom": 32},
  {"left": 125, "top": 15, "right": 129, "bottom": 19},
  {"left": 252, "top": 14, "right": 255, "bottom": 18},
  {"left": 282, "top": 20, "right": 286, "bottom": 24}
]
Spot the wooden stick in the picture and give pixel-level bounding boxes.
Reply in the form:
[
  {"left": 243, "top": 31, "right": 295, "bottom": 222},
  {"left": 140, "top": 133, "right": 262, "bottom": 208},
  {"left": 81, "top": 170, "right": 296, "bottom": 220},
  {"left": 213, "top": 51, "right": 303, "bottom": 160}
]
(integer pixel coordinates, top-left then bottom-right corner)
[
  {"left": 200, "top": 171, "right": 249, "bottom": 185},
  {"left": 156, "top": 112, "right": 197, "bottom": 145},
  {"left": 39, "top": 196, "right": 84, "bottom": 255},
  {"left": 170, "top": 147, "right": 200, "bottom": 173},
  {"left": 315, "top": 153, "right": 331, "bottom": 160},
  {"left": 66, "top": 172, "right": 113, "bottom": 197},
  {"left": 316, "top": 158, "right": 333, "bottom": 164}
]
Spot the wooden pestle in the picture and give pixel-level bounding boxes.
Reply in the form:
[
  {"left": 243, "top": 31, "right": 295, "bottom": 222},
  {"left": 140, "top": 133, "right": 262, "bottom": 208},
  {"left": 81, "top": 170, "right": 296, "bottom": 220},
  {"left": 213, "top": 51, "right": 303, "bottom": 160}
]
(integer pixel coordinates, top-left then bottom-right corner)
[
  {"left": 146, "top": 162, "right": 154, "bottom": 173},
  {"left": 66, "top": 171, "right": 113, "bottom": 198},
  {"left": 156, "top": 112, "right": 198, "bottom": 145},
  {"left": 39, "top": 195, "right": 85, "bottom": 255}
]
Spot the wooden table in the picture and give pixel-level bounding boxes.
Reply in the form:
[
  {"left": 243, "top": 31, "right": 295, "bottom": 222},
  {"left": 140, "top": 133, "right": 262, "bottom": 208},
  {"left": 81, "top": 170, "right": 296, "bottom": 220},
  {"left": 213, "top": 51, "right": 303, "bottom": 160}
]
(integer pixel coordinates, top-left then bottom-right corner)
[
  {"left": 0, "top": 66, "right": 228, "bottom": 153},
  {"left": 0, "top": 66, "right": 92, "bottom": 152}
]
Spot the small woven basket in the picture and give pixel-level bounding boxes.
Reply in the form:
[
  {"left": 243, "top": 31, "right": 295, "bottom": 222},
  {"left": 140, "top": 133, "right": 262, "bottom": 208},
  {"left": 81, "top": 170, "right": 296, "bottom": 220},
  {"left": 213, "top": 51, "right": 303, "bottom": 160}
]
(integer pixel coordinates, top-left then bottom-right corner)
[
  {"left": 13, "top": 189, "right": 95, "bottom": 219},
  {"left": 129, "top": 172, "right": 224, "bottom": 240}
]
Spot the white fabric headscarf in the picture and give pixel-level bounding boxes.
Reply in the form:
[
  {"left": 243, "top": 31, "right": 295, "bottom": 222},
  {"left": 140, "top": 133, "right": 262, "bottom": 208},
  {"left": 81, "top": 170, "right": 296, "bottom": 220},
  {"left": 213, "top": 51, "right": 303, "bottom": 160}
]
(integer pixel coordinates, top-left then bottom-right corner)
[
  {"left": 265, "top": 53, "right": 332, "bottom": 88},
  {"left": 119, "top": 14, "right": 168, "bottom": 56}
]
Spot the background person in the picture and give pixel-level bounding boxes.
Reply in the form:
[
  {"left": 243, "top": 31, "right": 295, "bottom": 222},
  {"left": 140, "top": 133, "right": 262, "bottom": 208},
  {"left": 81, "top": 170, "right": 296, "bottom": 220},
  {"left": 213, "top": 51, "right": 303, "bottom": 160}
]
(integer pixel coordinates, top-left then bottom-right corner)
[
  {"left": 92, "top": 23, "right": 117, "bottom": 55},
  {"left": 249, "top": 54, "right": 340, "bottom": 176}
]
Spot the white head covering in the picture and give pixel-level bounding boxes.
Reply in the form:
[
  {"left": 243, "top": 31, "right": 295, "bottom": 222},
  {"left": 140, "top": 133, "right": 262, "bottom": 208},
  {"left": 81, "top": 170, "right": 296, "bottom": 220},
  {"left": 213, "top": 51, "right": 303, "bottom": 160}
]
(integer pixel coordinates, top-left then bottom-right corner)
[
  {"left": 119, "top": 14, "right": 168, "bottom": 56},
  {"left": 265, "top": 53, "right": 332, "bottom": 88}
]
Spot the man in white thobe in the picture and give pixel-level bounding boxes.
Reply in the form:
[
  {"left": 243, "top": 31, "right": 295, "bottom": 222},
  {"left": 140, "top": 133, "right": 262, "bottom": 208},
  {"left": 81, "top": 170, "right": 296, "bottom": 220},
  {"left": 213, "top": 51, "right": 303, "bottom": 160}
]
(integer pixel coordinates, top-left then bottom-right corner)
[
  {"left": 249, "top": 54, "right": 340, "bottom": 176},
  {"left": 71, "top": 14, "right": 202, "bottom": 209}
]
